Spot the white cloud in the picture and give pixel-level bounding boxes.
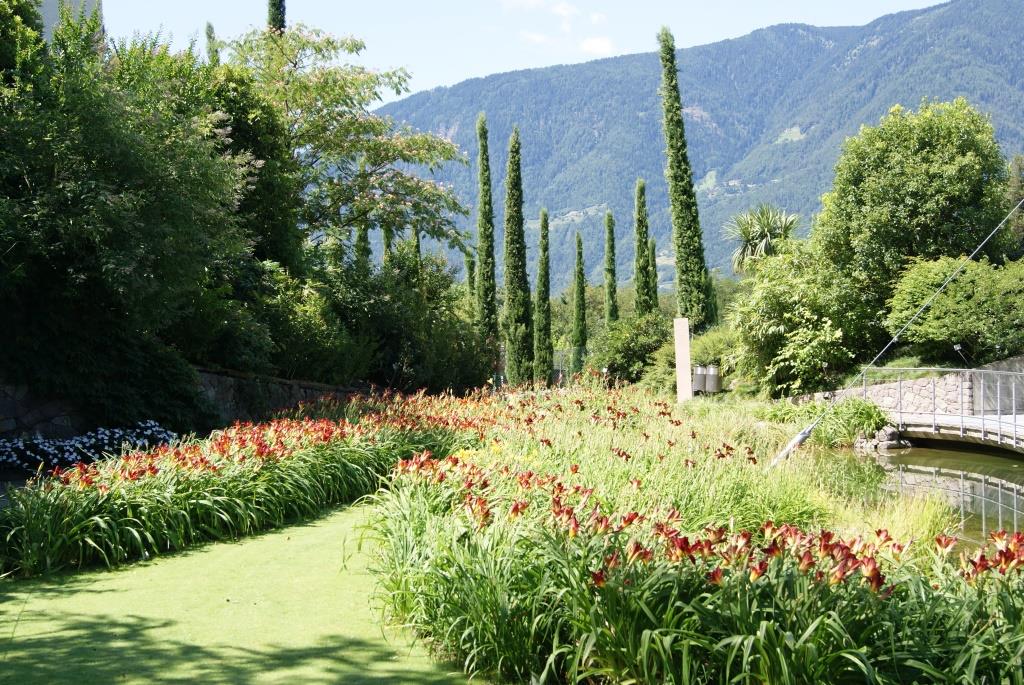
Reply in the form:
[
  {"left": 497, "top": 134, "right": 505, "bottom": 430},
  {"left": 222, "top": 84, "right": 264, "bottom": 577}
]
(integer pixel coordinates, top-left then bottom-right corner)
[
  {"left": 579, "top": 35, "right": 614, "bottom": 56},
  {"left": 549, "top": 1, "right": 579, "bottom": 32},
  {"left": 519, "top": 30, "right": 551, "bottom": 44},
  {"left": 590, "top": 12, "right": 607, "bottom": 25},
  {"left": 501, "top": 0, "right": 546, "bottom": 10}
]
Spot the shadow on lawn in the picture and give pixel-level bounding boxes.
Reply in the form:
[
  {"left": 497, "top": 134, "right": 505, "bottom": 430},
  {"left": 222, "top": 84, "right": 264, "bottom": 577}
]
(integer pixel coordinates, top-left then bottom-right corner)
[{"left": 0, "top": 611, "right": 469, "bottom": 685}]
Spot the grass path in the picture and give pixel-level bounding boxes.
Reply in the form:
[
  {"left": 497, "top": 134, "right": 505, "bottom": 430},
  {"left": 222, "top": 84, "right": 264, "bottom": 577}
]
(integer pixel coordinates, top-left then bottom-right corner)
[{"left": 0, "top": 505, "right": 472, "bottom": 684}]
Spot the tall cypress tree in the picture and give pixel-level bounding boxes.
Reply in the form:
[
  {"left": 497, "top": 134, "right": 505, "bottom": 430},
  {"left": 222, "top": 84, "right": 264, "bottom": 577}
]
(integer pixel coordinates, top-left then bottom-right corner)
[
  {"left": 648, "top": 238, "right": 659, "bottom": 309},
  {"left": 268, "top": 0, "right": 286, "bottom": 31},
  {"left": 633, "top": 179, "right": 656, "bottom": 316},
  {"left": 658, "top": 27, "right": 711, "bottom": 329},
  {"left": 354, "top": 222, "right": 371, "bottom": 275},
  {"left": 502, "top": 127, "right": 533, "bottom": 384},
  {"left": 534, "top": 209, "right": 553, "bottom": 386},
  {"left": 465, "top": 253, "right": 476, "bottom": 293},
  {"left": 474, "top": 114, "right": 498, "bottom": 348},
  {"left": 205, "top": 23, "right": 220, "bottom": 66},
  {"left": 570, "top": 232, "right": 587, "bottom": 375},
  {"left": 604, "top": 211, "right": 619, "bottom": 325}
]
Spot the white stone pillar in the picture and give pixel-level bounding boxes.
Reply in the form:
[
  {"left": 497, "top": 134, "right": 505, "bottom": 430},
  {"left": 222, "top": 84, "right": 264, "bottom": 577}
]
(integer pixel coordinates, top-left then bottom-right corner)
[{"left": 674, "top": 318, "right": 693, "bottom": 404}]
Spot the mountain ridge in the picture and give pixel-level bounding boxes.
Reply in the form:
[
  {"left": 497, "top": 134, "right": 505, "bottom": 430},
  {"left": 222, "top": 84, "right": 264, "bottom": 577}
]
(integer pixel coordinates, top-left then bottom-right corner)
[{"left": 380, "top": 0, "right": 1024, "bottom": 293}]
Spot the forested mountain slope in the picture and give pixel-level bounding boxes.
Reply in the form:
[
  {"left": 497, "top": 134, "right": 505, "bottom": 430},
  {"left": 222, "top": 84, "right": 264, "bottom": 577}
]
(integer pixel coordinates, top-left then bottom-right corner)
[{"left": 380, "top": 0, "right": 1024, "bottom": 292}]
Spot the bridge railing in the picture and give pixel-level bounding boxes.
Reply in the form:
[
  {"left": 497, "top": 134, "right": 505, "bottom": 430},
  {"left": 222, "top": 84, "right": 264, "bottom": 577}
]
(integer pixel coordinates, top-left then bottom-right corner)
[
  {"left": 887, "top": 463, "right": 1023, "bottom": 539},
  {"left": 860, "top": 366, "right": 1024, "bottom": 451}
]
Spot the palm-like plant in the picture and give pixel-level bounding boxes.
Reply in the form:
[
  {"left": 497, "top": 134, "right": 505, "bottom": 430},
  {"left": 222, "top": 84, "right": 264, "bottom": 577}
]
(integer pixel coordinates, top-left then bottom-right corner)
[{"left": 724, "top": 204, "right": 799, "bottom": 273}]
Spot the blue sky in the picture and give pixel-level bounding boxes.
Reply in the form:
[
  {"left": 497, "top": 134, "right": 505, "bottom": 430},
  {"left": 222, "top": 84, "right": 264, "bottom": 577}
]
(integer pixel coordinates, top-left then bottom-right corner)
[{"left": 103, "top": 0, "right": 945, "bottom": 100}]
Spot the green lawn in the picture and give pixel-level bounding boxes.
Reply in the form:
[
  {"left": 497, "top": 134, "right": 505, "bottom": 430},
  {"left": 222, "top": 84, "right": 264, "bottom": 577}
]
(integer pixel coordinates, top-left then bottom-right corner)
[{"left": 0, "top": 505, "right": 471, "bottom": 684}]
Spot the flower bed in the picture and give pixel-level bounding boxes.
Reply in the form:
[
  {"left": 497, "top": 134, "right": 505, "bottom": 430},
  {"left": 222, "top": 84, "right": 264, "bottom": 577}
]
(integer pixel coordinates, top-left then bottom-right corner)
[
  {"left": 0, "top": 421, "right": 177, "bottom": 473},
  {"left": 0, "top": 394, "right": 479, "bottom": 577},
  {"left": 361, "top": 386, "right": 1023, "bottom": 682}
]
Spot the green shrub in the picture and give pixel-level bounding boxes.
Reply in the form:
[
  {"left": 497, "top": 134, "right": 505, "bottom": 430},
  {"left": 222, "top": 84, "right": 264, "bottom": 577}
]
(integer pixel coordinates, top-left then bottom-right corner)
[
  {"left": 885, "top": 257, "right": 1024, "bottom": 364},
  {"left": 587, "top": 314, "right": 670, "bottom": 384},
  {"left": 730, "top": 243, "right": 867, "bottom": 396},
  {"left": 758, "top": 398, "right": 889, "bottom": 448},
  {"left": 690, "top": 325, "right": 739, "bottom": 370}
]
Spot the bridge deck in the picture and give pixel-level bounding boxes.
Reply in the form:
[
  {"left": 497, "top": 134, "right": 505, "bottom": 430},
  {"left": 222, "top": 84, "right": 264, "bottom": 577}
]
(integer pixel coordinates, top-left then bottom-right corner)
[{"left": 896, "top": 412, "right": 1024, "bottom": 455}]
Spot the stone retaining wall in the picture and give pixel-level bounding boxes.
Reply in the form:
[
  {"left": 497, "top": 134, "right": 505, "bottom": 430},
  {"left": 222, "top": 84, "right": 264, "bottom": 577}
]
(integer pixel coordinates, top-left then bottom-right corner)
[
  {"left": 803, "top": 372, "right": 974, "bottom": 417},
  {"left": 1, "top": 370, "right": 350, "bottom": 439}
]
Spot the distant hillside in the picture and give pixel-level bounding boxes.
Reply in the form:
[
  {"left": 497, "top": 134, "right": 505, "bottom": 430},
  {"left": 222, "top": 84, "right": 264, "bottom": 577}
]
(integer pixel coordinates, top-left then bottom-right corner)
[{"left": 380, "top": 0, "right": 1024, "bottom": 293}]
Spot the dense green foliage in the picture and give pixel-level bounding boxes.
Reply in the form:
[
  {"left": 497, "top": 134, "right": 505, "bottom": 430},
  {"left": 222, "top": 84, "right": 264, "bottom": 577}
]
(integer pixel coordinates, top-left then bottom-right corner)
[
  {"left": 632, "top": 179, "right": 657, "bottom": 316},
  {"left": 501, "top": 128, "right": 533, "bottom": 384},
  {"left": 474, "top": 113, "right": 498, "bottom": 354},
  {"left": 759, "top": 398, "right": 889, "bottom": 448},
  {"left": 659, "top": 27, "right": 712, "bottom": 328},
  {"left": 1008, "top": 154, "right": 1024, "bottom": 258},
  {"left": 885, "top": 257, "right": 1024, "bottom": 364},
  {"left": 0, "top": 12, "right": 480, "bottom": 430},
  {"left": 534, "top": 209, "right": 553, "bottom": 385},
  {"left": 569, "top": 232, "right": 587, "bottom": 375},
  {"left": 379, "top": 0, "right": 1024, "bottom": 291},
  {"left": 813, "top": 98, "right": 1010, "bottom": 323},
  {"left": 603, "top": 211, "right": 618, "bottom": 325},
  {"left": 731, "top": 243, "right": 865, "bottom": 396},
  {"left": 587, "top": 314, "right": 669, "bottom": 384},
  {"left": 724, "top": 204, "right": 798, "bottom": 273},
  {"left": 732, "top": 98, "right": 1014, "bottom": 395}
]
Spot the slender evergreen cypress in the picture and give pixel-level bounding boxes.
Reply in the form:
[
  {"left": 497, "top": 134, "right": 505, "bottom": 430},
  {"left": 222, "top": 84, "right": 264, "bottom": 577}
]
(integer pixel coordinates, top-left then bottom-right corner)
[
  {"left": 474, "top": 114, "right": 499, "bottom": 348},
  {"left": 354, "top": 222, "right": 371, "bottom": 275},
  {"left": 648, "top": 238, "right": 659, "bottom": 309},
  {"left": 633, "top": 179, "right": 656, "bottom": 316},
  {"left": 570, "top": 232, "right": 587, "bottom": 375},
  {"left": 502, "top": 127, "right": 533, "bottom": 384},
  {"left": 658, "top": 27, "right": 711, "bottom": 328},
  {"left": 604, "top": 211, "right": 619, "bottom": 325},
  {"left": 465, "top": 253, "right": 476, "bottom": 293},
  {"left": 533, "top": 209, "right": 553, "bottom": 386},
  {"left": 205, "top": 23, "right": 220, "bottom": 66},
  {"left": 268, "top": 0, "right": 286, "bottom": 31}
]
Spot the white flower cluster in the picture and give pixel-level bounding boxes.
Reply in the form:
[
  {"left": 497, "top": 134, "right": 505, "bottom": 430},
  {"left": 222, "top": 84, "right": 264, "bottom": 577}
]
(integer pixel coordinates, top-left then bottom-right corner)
[{"left": 0, "top": 421, "right": 177, "bottom": 473}]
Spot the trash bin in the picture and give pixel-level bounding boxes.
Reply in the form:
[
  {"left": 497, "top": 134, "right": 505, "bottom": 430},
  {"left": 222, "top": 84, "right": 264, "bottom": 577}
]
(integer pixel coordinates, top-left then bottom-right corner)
[
  {"left": 692, "top": 365, "right": 706, "bottom": 394},
  {"left": 706, "top": 365, "right": 721, "bottom": 394}
]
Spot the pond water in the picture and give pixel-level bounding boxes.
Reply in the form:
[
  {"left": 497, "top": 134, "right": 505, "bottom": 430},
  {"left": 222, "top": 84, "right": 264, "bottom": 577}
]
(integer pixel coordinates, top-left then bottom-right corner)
[{"left": 879, "top": 441, "right": 1024, "bottom": 485}]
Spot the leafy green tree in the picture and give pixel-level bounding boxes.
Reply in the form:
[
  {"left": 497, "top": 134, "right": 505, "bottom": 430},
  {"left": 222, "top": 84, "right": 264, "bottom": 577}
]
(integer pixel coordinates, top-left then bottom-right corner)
[
  {"left": 724, "top": 204, "right": 799, "bottom": 273},
  {"left": 813, "top": 98, "right": 1010, "bottom": 323},
  {"left": 209, "top": 64, "right": 303, "bottom": 274},
  {"left": 658, "top": 27, "right": 711, "bottom": 329},
  {"left": 0, "top": 0, "right": 43, "bottom": 84},
  {"left": 632, "top": 179, "right": 656, "bottom": 316},
  {"left": 268, "top": 0, "right": 285, "bottom": 31},
  {"left": 730, "top": 242, "right": 868, "bottom": 396},
  {"left": 570, "top": 232, "right": 587, "bottom": 375},
  {"left": 885, "top": 257, "right": 1024, "bottom": 364},
  {"left": 502, "top": 127, "right": 533, "bottom": 384},
  {"left": 604, "top": 211, "right": 619, "bottom": 324},
  {"left": 534, "top": 209, "right": 553, "bottom": 385},
  {"left": 474, "top": 113, "right": 499, "bottom": 348},
  {"left": 230, "top": 27, "right": 466, "bottom": 252},
  {"left": 588, "top": 313, "right": 669, "bottom": 384},
  {"left": 1, "top": 14, "right": 249, "bottom": 428}
]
